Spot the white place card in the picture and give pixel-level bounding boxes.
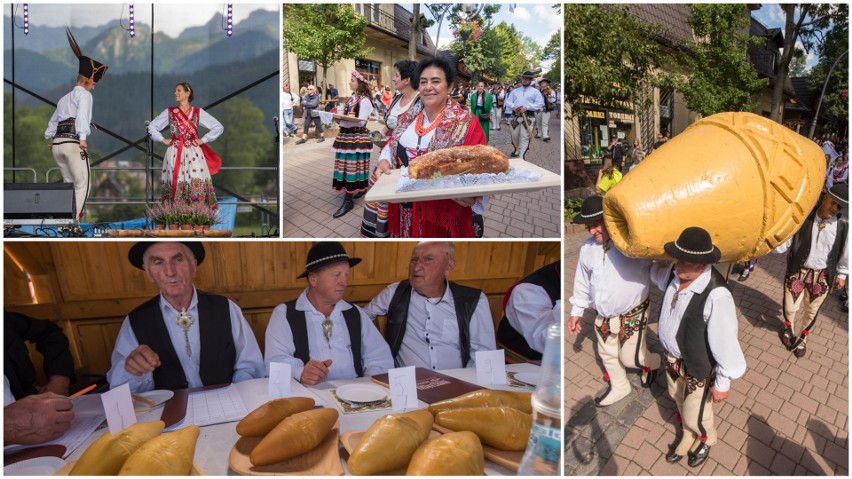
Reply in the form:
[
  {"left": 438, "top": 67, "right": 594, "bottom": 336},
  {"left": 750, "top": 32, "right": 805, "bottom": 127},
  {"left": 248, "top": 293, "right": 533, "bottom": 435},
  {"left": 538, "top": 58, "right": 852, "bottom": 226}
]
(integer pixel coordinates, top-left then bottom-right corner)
[
  {"left": 476, "top": 350, "right": 507, "bottom": 385},
  {"left": 269, "top": 362, "right": 292, "bottom": 398},
  {"left": 389, "top": 366, "right": 418, "bottom": 411},
  {"left": 101, "top": 383, "right": 137, "bottom": 434}
]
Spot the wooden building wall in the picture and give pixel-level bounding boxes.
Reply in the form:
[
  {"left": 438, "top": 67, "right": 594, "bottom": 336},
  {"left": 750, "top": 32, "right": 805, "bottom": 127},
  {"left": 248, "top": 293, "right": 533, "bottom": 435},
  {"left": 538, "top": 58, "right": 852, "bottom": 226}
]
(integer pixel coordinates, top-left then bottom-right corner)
[{"left": 4, "top": 241, "right": 560, "bottom": 378}]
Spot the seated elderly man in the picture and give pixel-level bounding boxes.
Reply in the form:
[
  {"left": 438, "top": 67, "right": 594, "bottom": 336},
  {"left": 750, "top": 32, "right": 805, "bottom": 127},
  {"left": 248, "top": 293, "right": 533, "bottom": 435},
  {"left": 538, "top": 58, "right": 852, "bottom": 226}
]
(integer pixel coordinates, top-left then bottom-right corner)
[
  {"left": 364, "top": 242, "right": 496, "bottom": 370},
  {"left": 107, "top": 242, "right": 265, "bottom": 392},
  {"left": 265, "top": 242, "right": 393, "bottom": 385},
  {"left": 497, "top": 261, "right": 560, "bottom": 362}
]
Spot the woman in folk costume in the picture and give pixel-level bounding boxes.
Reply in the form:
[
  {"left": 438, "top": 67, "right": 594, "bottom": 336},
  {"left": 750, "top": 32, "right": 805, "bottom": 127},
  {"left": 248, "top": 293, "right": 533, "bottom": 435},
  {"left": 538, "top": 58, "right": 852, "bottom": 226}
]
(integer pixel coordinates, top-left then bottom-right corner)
[
  {"left": 330, "top": 71, "right": 374, "bottom": 218},
  {"left": 373, "top": 54, "right": 486, "bottom": 238},
  {"left": 147, "top": 82, "right": 223, "bottom": 207},
  {"left": 469, "top": 81, "right": 493, "bottom": 143}
]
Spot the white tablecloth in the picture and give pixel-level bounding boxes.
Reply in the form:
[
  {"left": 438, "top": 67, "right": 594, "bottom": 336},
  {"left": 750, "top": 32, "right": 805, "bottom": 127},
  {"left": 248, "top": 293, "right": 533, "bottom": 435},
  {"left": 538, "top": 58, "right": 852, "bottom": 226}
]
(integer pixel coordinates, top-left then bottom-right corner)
[{"left": 64, "top": 363, "right": 541, "bottom": 475}]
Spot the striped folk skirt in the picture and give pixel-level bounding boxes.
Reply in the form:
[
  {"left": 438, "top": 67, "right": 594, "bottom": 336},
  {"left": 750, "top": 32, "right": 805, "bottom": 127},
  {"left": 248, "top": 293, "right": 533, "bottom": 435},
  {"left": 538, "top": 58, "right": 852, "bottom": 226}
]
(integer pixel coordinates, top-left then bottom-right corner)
[{"left": 332, "top": 127, "right": 371, "bottom": 193}]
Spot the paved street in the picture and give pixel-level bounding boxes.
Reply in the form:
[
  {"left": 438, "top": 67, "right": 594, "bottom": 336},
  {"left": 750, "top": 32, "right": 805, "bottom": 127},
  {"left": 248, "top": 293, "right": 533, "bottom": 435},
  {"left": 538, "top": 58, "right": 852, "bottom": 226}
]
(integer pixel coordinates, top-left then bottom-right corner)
[
  {"left": 564, "top": 225, "right": 849, "bottom": 476},
  {"left": 281, "top": 112, "right": 561, "bottom": 238}
]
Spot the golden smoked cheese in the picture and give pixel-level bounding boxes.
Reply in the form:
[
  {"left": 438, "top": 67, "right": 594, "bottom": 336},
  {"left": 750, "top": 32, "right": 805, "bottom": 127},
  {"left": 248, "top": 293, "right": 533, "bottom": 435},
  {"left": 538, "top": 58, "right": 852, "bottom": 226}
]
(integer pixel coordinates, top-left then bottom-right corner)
[
  {"left": 118, "top": 425, "right": 200, "bottom": 475},
  {"left": 406, "top": 431, "right": 485, "bottom": 476},
  {"left": 348, "top": 409, "right": 434, "bottom": 475}
]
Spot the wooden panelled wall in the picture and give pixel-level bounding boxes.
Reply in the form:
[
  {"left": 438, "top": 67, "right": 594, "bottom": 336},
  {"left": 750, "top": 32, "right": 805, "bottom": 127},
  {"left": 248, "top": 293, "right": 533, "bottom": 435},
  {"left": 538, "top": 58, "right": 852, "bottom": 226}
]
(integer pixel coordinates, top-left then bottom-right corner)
[{"left": 5, "top": 241, "right": 560, "bottom": 377}]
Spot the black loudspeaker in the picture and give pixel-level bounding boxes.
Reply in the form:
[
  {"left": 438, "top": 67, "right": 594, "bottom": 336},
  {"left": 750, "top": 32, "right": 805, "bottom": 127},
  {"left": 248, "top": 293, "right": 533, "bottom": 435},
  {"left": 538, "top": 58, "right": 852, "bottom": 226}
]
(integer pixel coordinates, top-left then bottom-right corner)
[{"left": 4, "top": 183, "right": 75, "bottom": 221}]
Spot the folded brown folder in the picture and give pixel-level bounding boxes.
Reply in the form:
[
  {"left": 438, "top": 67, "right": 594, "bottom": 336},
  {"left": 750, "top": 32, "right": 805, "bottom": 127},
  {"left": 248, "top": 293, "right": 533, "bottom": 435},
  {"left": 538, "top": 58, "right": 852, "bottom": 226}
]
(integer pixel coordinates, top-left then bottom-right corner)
[{"left": 371, "top": 368, "right": 484, "bottom": 404}]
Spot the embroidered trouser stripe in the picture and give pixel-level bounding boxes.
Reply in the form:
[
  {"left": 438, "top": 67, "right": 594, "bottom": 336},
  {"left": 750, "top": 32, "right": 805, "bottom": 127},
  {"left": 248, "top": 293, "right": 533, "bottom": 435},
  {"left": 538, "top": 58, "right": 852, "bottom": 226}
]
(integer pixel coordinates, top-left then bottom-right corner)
[
  {"left": 783, "top": 269, "right": 830, "bottom": 348},
  {"left": 595, "top": 309, "right": 660, "bottom": 399},
  {"left": 666, "top": 355, "right": 717, "bottom": 456}
]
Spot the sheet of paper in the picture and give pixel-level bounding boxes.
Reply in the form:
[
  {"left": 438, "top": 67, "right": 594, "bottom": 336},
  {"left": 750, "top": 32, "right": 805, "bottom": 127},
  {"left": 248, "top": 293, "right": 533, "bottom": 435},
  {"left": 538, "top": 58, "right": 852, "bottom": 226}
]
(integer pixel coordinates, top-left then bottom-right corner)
[
  {"left": 389, "top": 366, "right": 418, "bottom": 411},
  {"left": 269, "top": 363, "right": 292, "bottom": 398},
  {"left": 102, "top": 383, "right": 137, "bottom": 434},
  {"left": 476, "top": 350, "right": 507, "bottom": 385},
  {"left": 165, "top": 384, "right": 248, "bottom": 431}
]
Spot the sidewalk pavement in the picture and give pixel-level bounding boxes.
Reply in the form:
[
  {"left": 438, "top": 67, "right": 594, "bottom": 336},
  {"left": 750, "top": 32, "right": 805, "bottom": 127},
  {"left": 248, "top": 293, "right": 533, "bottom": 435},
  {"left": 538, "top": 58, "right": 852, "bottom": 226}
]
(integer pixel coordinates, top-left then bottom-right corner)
[
  {"left": 564, "top": 225, "right": 848, "bottom": 476},
  {"left": 281, "top": 112, "right": 561, "bottom": 238}
]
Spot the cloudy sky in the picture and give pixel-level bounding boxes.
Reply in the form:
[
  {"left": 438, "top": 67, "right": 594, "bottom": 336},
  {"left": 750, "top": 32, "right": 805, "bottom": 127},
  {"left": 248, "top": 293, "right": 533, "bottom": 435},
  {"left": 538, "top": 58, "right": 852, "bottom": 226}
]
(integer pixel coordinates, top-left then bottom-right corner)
[{"left": 6, "top": 4, "right": 277, "bottom": 38}]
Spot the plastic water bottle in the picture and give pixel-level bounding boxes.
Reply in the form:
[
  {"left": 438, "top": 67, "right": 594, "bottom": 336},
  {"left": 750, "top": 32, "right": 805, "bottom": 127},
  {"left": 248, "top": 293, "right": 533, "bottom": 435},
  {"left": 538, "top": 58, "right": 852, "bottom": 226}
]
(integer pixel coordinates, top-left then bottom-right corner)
[{"left": 517, "top": 322, "right": 561, "bottom": 475}]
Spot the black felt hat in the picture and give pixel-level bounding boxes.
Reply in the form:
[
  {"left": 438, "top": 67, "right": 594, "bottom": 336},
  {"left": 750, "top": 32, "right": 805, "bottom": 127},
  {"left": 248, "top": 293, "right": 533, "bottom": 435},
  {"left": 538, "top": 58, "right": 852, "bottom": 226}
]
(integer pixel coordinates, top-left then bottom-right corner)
[
  {"left": 128, "top": 242, "right": 205, "bottom": 270},
  {"left": 571, "top": 196, "right": 604, "bottom": 225},
  {"left": 66, "top": 27, "right": 108, "bottom": 83},
  {"left": 298, "top": 242, "right": 362, "bottom": 279},
  {"left": 664, "top": 227, "right": 722, "bottom": 264},
  {"left": 538, "top": 78, "right": 552, "bottom": 85},
  {"left": 826, "top": 183, "right": 848, "bottom": 207},
  {"left": 520, "top": 71, "right": 535, "bottom": 78}
]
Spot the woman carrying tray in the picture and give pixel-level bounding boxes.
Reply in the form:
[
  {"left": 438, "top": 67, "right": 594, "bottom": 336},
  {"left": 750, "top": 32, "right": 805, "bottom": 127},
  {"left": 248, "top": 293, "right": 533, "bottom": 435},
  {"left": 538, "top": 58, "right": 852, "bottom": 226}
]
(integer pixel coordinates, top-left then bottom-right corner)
[
  {"left": 363, "top": 54, "right": 486, "bottom": 238},
  {"left": 330, "top": 71, "right": 375, "bottom": 218},
  {"left": 147, "top": 81, "right": 223, "bottom": 207}
]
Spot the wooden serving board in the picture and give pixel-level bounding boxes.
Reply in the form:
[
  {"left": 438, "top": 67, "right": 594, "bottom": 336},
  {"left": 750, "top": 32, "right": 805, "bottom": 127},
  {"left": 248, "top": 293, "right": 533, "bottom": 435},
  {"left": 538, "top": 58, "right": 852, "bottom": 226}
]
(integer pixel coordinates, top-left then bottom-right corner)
[
  {"left": 54, "top": 461, "right": 203, "bottom": 475},
  {"left": 107, "top": 229, "right": 232, "bottom": 238},
  {"left": 338, "top": 430, "right": 441, "bottom": 476},
  {"left": 228, "top": 424, "right": 343, "bottom": 476},
  {"left": 364, "top": 158, "right": 561, "bottom": 203},
  {"left": 432, "top": 424, "right": 523, "bottom": 472}
]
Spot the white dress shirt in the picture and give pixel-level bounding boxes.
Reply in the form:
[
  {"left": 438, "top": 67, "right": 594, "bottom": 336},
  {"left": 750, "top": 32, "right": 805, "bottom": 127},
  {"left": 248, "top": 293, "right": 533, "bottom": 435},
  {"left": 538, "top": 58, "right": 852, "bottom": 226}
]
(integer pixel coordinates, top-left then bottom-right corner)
[
  {"left": 147, "top": 107, "right": 224, "bottom": 144},
  {"left": 339, "top": 97, "right": 373, "bottom": 129},
  {"left": 44, "top": 86, "right": 93, "bottom": 140},
  {"left": 107, "top": 288, "right": 265, "bottom": 393},
  {"left": 364, "top": 281, "right": 496, "bottom": 370},
  {"left": 775, "top": 214, "right": 848, "bottom": 280},
  {"left": 265, "top": 289, "right": 393, "bottom": 382},
  {"left": 505, "top": 283, "right": 558, "bottom": 354},
  {"left": 3, "top": 376, "right": 14, "bottom": 407},
  {"left": 281, "top": 91, "right": 299, "bottom": 111},
  {"left": 505, "top": 85, "right": 545, "bottom": 112},
  {"left": 570, "top": 238, "right": 668, "bottom": 318},
  {"left": 654, "top": 265, "right": 747, "bottom": 392}
]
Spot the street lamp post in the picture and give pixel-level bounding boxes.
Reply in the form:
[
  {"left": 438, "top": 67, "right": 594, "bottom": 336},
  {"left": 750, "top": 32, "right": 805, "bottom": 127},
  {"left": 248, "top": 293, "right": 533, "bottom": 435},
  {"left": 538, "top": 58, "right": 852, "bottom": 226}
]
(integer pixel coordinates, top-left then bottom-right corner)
[{"left": 809, "top": 48, "right": 849, "bottom": 139}]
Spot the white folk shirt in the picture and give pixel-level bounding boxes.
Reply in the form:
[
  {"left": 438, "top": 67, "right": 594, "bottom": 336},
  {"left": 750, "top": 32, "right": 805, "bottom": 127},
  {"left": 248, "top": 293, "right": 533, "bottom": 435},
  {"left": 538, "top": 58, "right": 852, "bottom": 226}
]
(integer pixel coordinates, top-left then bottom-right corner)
[
  {"left": 569, "top": 238, "right": 665, "bottom": 318},
  {"left": 146, "top": 107, "right": 224, "bottom": 144},
  {"left": 106, "top": 288, "right": 265, "bottom": 393},
  {"left": 44, "top": 86, "right": 93, "bottom": 140},
  {"left": 264, "top": 289, "right": 394, "bottom": 382},
  {"left": 364, "top": 280, "right": 496, "bottom": 370},
  {"left": 654, "top": 265, "right": 747, "bottom": 392},
  {"left": 281, "top": 91, "right": 299, "bottom": 111},
  {"left": 775, "top": 214, "right": 848, "bottom": 280},
  {"left": 505, "top": 283, "right": 558, "bottom": 354},
  {"left": 505, "top": 85, "right": 545, "bottom": 112}
]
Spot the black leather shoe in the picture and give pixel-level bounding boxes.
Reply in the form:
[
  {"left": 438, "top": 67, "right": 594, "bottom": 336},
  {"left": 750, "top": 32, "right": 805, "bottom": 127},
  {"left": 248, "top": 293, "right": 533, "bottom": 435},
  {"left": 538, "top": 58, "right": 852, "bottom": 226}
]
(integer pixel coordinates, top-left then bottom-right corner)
[
  {"left": 687, "top": 444, "right": 710, "bottom": 468},
  {"left": 640, "top": 368, "right": 657, "bottom": 388},
  {"left": 295, "top": 138, "right": 307, "bottom": 145},
  {"left": 352, "top": 190, "right": 366, "bottom": 200},
  {"left": 510, "top": 151, "right": 519, "bottom": 158},
  {"left": 332, "top": 195, "right": 353, "bottom": 218},
  {"left": 543, "top": 137, "right": 551, "bottom": 142},
  {"left": 840, "top": 290, "right": 848, "bottom": 302},
  {"left": 738, "top": 268, "right": 750, "bottom": 281},
  {"left": 780, "top": 329, "right": 793, "bottom": 349},
  {"left": 793, "top": 342, "right": 806, "bottom": 358},
  {"left": 316, "top": 137, "right": 325, "bottom": 143},
  {"left": 665, "top": 451, "right": 683, "bottom": 463}
]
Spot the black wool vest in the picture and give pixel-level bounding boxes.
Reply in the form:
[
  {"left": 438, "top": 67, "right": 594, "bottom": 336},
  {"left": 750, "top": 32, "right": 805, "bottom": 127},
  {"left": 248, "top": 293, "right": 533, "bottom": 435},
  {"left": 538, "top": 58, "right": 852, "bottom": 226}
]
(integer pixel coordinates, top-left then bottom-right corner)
[
  {"left": 284, "top": 300, "right": 363, "bottom": 377},
  {"left": 128, "top": 292, "right": 235, "bottom": 390},
  {"left": 786, "top": 209, "right": 848, "bottom": 283},
  {"left": 386, "top": 281, "right": 481, "bottom": 368},
  {"left": 671, "top": 268, "right": 729, "bottom": 382},
  {"left": 497, "top": 261, "right": 561, "bottom": 361}
]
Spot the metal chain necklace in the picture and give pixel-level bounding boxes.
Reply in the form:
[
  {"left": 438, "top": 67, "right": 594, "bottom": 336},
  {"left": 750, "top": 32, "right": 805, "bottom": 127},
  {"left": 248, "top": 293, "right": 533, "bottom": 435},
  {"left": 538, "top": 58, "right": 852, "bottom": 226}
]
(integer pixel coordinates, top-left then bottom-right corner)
[{"left": 176, "top": 308, "right": 194, "bottom": 356}]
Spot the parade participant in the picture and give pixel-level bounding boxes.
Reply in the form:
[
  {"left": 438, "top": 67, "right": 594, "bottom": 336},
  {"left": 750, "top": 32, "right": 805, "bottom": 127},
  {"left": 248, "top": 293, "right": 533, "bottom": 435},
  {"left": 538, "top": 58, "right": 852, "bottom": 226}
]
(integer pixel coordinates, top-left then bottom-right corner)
[
  {"left": 329, "top": 71, "right": 375, "bottom": 218},
  {"left": 281, "top": 84, "right": 299, "bottom": 138},
  {"left": 491, "top": 84, "right": 504, "bottom": 130},
  {"left": 371, "top": 54, "right": 486, "bottom": 238},
  {"left": 107, "top": 242, "right": 265, "bottom": 392},
  {"left": 5, "top": 311, "right": 75, "bottom": 400},
  {"left": 567, "top": 196, "right": 663, "bottom": 407},
  {"left": 148, "top": 82, "right": 224, "bottom": 207},
  {"left": 775, "top": 183, "right": 848, "bottom": 358},
  {"left": 505, "top": 71, "right": 544, "bottom": 159},
  {"left": 265, "top": 242, "right": 393, "bottom": 385},
  {"left": 535, "top": 78, "right": 555, "bottom": 142},
  {"left": 360, "top": 60, "right": 420, "bottom": 238},
  {"left": 654, "top": 227, "right": 746, "bottom": 468},
  {"left": 295, "top": 85, "right": 324, "bottom": 145},
  {"left": 364, "top": 242, "right": 495, "bottom": 370},
  {"left": 44, "top": 28, "right": 108, "bottom": 222},
  {"left": 469, "top": 82, "right": 493, "bottom": 143},
  {"left": 497, "top": 261, "right": 560, "bottom": 362},
  {"left": 825, "top": 151, "right": 848, "bottom": 190}
]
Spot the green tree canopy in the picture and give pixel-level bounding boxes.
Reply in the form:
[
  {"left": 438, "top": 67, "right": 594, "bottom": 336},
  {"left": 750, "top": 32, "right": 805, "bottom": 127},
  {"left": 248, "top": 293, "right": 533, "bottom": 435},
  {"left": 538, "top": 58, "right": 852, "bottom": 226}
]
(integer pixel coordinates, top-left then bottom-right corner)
[{"left": 807, "top": 14, "right": 849, "bottom": 130}]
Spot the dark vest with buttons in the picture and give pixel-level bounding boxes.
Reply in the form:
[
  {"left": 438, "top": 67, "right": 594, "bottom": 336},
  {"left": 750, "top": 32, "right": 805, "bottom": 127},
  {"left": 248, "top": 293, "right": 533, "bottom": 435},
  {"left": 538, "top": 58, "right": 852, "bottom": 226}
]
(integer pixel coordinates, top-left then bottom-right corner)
[
  {"left": 667, "top": 268, "right": 728, "bottom": 382},
  {"left": 386, "top": 281, "right": 481, "bottom": 368},
  {"left": 496, "top": 261, "right": 561, "bottom": 361},
  {"left": 786, "top": 208, "right": 848, "bottom": 283},
  {"left": 128, "top": 292, "right": 235, "bottom": 390},
  {"left": 285, "top": 300, "right": 363, "bottom": 377}
]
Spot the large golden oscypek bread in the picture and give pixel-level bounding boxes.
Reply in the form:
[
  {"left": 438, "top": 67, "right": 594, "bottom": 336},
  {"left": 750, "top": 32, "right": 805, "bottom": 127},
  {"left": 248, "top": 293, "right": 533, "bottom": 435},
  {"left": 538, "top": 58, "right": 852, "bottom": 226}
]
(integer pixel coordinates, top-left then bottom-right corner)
[{"left": 408, "top": 145, "right": 510, "bottom": 179}]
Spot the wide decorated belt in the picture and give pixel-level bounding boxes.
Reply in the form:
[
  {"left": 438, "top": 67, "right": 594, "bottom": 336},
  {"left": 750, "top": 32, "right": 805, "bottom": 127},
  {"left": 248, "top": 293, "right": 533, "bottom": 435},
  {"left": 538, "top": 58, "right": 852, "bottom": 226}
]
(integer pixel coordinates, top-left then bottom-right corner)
[
  {"left": 55, "top": 118, "right": 79, "bottom": 140},
  {"left": 596, "top": 297, "right": 650, "bottom": 342}
]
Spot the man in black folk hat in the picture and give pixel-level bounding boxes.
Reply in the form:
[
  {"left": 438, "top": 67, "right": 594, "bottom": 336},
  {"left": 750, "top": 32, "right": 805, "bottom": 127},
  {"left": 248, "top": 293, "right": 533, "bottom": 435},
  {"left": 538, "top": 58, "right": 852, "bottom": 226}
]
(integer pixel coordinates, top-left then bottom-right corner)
[
  {"left": 653, "top": 227, "right": 746, "bottom": 468},
  {"left": 774, "top": 183, "right": 848, "bottom": 358},
  {"left": 106, "top": 242, "right": 264, "bottom": 392},
  {"left": 567, "top": 196, "right": 665, "bottom": 407},
  {"left": 505, "top": 71, "right": 544, "bottom": 159},
  {"left": 265, "top": 242, "right": 393, "bottom": 385},
  {"left": 43, "top": 28, "right": 109, "bottom": 222}
]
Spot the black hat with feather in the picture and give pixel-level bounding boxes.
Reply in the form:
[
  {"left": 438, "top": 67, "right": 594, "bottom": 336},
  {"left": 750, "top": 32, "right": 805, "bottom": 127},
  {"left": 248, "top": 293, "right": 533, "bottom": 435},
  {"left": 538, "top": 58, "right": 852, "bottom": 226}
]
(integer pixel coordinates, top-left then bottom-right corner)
[{"left": 66, "top": 27, "right": 108, "bottom": 83}]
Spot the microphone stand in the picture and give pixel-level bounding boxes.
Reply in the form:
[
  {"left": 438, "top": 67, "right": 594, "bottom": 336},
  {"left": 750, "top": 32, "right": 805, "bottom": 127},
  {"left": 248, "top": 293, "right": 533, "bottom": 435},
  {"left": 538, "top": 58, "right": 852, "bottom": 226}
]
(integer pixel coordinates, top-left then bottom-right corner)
[{"left": 272, "top": 116, "right": 280, "bottom": 236}]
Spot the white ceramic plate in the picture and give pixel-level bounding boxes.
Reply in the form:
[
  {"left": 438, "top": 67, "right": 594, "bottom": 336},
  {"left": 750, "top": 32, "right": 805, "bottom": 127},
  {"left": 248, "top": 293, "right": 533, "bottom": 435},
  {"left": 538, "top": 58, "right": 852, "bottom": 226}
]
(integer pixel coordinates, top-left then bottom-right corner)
[
  {"left": 335, "top": 384, "right": 388, "bottom": 404},
  {"left": 513, "top": 372, "right": 540, "bottom": 387},
  {"left": 4, "top": 456, "right": 65, "bottom": 476},
  {"left": 136, "top": 389, "right": 174, "bottom": 407}
]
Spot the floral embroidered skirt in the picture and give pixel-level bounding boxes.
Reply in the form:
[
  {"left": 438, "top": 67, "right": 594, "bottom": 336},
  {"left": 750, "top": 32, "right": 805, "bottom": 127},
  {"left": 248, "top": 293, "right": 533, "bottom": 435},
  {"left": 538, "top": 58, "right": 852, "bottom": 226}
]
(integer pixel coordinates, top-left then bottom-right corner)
[
  {"left": 332, "top": 127, "right": 371, "bottom": 193},
  {"left": 161, "top": 144, "right": 217, "bottom": 207}
]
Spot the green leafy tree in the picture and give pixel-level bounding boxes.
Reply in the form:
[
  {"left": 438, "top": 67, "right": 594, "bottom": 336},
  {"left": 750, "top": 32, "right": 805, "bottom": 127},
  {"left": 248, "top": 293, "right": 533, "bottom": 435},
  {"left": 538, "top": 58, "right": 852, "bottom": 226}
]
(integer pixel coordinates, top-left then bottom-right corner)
[
  {"left": 282, "top": 4, "right": 371, "bottom": 81},
  {"left": 789, "top": 49, "right": 810, "bottom": 77},
  {"left": 807, "top": 17, "right": 848, "bottom": 131},
  {"left": 666, "top": 4, "right": 768, "bottom": 116},
  {"left": 211, "top": 98, "right": 274, "bottom": 198},
  {"left": 494, "top": 22, "right": 527, "bottom": 81},
  {"left": 4, "top": 95, "right": 62, "bottom": 183},
  {"left": 542, "top": 30, "right": 561, "bottom": 83}
]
